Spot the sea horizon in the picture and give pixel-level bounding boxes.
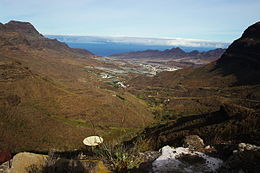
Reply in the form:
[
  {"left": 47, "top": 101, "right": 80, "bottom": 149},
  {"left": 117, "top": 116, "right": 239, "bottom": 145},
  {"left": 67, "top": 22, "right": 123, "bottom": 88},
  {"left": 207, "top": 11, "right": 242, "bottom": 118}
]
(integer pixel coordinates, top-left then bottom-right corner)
[{"left": 67, "top": 42, "right": 224, "bottom": 57}]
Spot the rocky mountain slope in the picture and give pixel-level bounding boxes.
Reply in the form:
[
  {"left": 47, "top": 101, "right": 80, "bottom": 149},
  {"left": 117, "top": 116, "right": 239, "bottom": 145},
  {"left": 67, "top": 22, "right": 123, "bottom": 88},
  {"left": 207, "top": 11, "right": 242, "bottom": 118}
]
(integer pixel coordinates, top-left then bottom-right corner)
[
  {"left": 0, "top": 21, "right": 94, "bottom": 54},
  {"left": 126, "top": 22, "right": 260, "bottom": 153},
  {"left": 0, "top": 21, "right": 154, "bottom": 152},
  {"left": 215, "top": 21, "right": 260, "bottom": 85}
]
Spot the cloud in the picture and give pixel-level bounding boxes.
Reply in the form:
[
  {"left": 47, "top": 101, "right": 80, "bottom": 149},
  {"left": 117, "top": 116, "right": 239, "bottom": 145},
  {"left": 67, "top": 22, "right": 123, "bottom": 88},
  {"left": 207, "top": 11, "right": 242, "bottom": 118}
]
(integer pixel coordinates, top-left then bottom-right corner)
[{"left": 46, "top": 35, "right": 230, "bottom": 48}]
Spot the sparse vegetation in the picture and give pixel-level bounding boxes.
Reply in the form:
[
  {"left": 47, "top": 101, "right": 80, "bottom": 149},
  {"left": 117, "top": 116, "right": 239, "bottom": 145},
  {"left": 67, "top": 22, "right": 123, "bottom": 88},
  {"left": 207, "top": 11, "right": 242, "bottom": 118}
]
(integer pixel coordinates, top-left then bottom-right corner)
[
  {"left": 91, "top": 142, "right": 143, "bottom": 172},
  {"left": 1, "top": 20, "right": 260, "bottom": 173},
  {"left": 126, "top": 103, "right": 260, "bottom": 151}
]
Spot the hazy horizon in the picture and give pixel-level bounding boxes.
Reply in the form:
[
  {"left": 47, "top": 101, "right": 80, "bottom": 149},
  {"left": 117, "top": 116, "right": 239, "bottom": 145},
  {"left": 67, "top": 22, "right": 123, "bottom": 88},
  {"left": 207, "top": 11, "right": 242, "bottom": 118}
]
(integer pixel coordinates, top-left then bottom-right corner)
[
  {"left": 46, "top": 34, "right": 229, "bottom": 56},
  {"left": 46, "top": 34, "right": 230, "bottom": 47}
]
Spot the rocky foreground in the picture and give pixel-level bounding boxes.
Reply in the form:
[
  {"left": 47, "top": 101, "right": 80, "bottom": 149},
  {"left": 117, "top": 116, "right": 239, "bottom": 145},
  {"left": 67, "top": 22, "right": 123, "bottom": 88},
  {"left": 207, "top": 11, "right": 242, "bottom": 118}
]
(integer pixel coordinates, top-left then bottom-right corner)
[{"left": 1, "top": 135, "right": 260, "bottom": 173}]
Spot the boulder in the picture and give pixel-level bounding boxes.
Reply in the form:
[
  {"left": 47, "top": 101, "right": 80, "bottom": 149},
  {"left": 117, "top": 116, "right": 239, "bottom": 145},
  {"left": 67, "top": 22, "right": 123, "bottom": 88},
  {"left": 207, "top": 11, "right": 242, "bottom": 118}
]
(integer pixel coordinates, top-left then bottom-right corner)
[
  {"left": 10, "top": 152, "right": 47, "bottom": 173},
  {"left": 183, "top": 135, "right": 205, "bottom": 149}
]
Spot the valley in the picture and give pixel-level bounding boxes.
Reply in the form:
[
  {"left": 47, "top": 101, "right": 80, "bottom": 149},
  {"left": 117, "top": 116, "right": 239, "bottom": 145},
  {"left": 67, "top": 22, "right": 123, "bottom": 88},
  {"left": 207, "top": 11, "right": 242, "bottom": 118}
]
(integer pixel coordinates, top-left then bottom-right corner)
[{"left": 0, "top": 20, "right": 259, "bottom": 173}]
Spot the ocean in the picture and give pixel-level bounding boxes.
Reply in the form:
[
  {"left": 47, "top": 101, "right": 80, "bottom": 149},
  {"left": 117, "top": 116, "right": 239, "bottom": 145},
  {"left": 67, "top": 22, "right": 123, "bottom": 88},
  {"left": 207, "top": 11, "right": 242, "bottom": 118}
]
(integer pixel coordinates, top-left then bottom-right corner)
[{"left": 66, "top": 42, "right": 214, "bottom": 57}]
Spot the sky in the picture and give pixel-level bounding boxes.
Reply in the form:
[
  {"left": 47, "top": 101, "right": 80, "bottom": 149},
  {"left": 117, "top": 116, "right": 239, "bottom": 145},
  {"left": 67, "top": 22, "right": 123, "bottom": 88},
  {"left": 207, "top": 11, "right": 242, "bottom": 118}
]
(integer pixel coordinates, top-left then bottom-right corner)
[{"left": 1, "top": 0, "right": 260, "bottom": 42}]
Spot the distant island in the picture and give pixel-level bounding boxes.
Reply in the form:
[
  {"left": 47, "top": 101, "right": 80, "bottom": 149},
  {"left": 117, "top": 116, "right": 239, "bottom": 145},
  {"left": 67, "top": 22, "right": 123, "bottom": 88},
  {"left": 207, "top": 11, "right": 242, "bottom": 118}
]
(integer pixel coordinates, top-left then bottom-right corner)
[
  {"left": 46, "top": 35, "right": 229, "bottom": 56},
  {"left": 111, "top": 47, "right": 225, "bottom": 60}
]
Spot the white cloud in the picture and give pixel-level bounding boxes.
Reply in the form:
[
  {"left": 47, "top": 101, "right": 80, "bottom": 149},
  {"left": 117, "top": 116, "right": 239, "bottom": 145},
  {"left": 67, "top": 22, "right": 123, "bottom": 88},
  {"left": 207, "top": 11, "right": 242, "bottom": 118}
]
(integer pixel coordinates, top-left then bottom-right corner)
[{"left": 46, "top": 35, "right": 230, "bottom": 48}]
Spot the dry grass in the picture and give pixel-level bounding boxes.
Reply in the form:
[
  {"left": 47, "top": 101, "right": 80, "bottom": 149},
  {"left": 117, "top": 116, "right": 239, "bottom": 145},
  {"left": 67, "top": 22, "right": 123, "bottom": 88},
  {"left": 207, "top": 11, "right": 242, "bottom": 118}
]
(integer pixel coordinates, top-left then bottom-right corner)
[{"left": 0, "top": 60, "right": 154, "bottom": 153}]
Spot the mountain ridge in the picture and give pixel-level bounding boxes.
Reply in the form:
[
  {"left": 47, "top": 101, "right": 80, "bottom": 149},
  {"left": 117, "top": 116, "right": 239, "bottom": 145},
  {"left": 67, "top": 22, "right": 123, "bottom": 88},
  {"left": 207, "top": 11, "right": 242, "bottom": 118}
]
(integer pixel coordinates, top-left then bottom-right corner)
[
  {"left": 0, "top": 20, "right": 94, "bottom": 55},
  {"left": 215, "top": 21, "right": 260, "bottom": 85},
  {"left": 111, "top": 47, "right": 225, "bottom": 60},
  {"left": 3, "top": 20, "right": 41, "bottom": 35},
  {"left": 129, "top": 22, "right": 260, "bottom": 88}
]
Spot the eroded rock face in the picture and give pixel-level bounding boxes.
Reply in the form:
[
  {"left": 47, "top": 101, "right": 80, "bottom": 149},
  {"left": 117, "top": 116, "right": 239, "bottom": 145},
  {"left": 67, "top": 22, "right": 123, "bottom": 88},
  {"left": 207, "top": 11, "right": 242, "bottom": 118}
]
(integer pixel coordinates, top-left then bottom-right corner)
[{"left": 183, "top": 135, "right": 205, "bottom": 149}]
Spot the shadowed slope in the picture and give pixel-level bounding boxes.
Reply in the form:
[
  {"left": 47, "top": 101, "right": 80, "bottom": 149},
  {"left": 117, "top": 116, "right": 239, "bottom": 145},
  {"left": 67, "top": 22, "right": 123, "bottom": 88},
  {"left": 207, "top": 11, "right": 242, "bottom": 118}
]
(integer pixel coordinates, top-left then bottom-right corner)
[{"left": 215, "top": 22, "right": 260, "bottom": 85}]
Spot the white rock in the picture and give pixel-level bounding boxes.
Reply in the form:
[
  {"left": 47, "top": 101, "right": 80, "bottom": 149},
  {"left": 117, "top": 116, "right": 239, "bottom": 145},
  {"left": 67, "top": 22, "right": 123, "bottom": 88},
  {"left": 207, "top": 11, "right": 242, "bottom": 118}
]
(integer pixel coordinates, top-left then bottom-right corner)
[
  {"left": 152, "top": 145, "right": 223, "bottom": 173},
  {"left": 83, "top": 136, "right": 103, "bottom": 146}
]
